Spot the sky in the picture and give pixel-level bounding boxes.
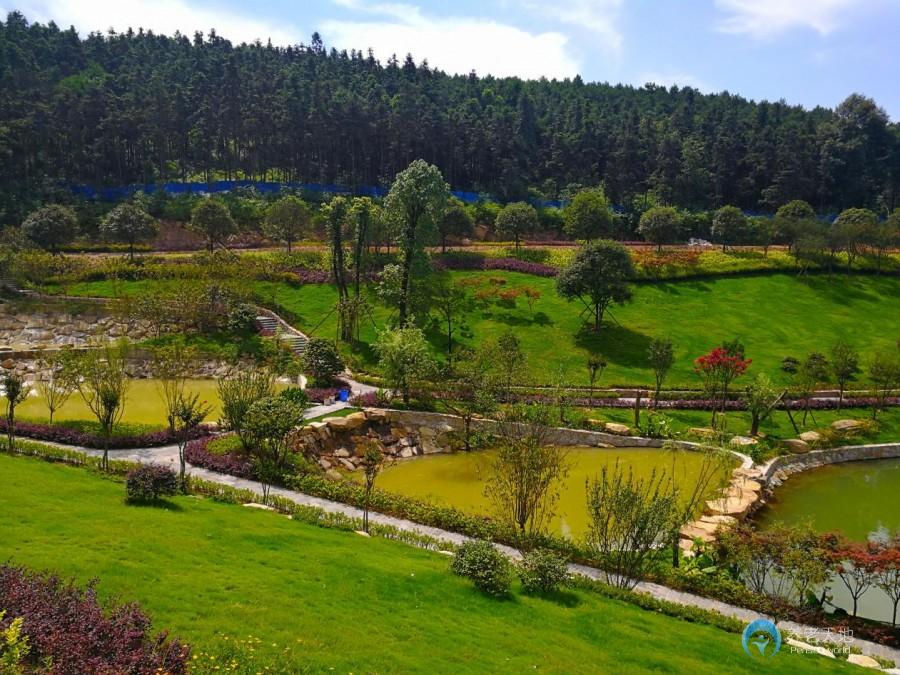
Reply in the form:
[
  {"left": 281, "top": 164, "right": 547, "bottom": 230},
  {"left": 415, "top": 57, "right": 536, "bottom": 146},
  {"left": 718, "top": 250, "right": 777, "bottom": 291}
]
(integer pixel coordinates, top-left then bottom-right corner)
[{"left": 5, "top": 0, "right": 900, "bottom": 119}]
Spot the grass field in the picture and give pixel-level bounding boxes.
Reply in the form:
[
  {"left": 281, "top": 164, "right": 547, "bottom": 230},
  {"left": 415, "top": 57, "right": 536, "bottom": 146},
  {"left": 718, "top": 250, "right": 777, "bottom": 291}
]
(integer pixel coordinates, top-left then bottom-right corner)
[
  {"left": 0, "top": 454, "right": 855, "bottom": 674},
  {"left": 60, "top": 272, "right": 900, "bottom": 387}
]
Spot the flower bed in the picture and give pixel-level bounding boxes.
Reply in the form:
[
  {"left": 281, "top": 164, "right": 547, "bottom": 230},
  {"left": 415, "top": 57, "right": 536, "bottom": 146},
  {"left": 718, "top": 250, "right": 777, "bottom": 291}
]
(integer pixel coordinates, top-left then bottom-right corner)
[
  {"left": 0, "top": 420, "right": 213, "bottom": 449},
  {"left": 184, "top": 436, "right": 254, "bottom": 479},
  {"left": 508, "top": 393, "right": 900, "bottom": 411},
  {"left": 0, "top": 563, "right": 190, "bottom": 673},
  {"left": 432, "top": 252, "right": 558, "bottom": 277}
]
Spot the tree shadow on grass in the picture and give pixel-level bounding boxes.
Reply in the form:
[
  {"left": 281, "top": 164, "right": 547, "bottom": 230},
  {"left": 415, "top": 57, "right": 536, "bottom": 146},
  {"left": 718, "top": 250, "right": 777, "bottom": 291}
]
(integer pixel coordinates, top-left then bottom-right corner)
[
  {"left": 525, "top": 588, "right": 582, "bottom": 608},
  {"left": 487, "top": 310, "right": 555, "bottom": 328},
  {"left": 573, "top": 322, "right": 654, "bottom": 371},
  {"left": 125, "top": 499, "right": 183, "bottom": 512},
  {"left": 800, "top": 275, "right": 883, "bottom": 306}
]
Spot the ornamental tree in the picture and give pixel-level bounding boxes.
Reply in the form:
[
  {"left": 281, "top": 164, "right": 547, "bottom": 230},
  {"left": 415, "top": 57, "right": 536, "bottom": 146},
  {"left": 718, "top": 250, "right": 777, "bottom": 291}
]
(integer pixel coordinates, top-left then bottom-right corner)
[
  {"left": 832, "top": 208, "right": 877, "bottom": 272},
  {"left": 21, "top": 204, "right": 78, "bottom": 252},
  {"left": 694, "top": 344, "right": 751, "bottom": 427},
  {"left": 263, "top": 195, "right": 310, "bottom": 252},
  {"left": 243, "top": 396, "right": 303, "bottom": 504},
  {"left": 494, "top": 201, "right": 538, "bottom": 253},
  {"left": 384, "top": 160, "right": 450, "bottom": 327},
  {"left": 190, "top": 198, "right": 237, "bottom": 252},
  {"left": 100, "top": 201, "right": 158, "bottom": 259},
  {"left": 832, "top": 541, "right": 879, "bottom": 618},
  {"left": 775, "top": 200, "right": 817, "bottom": 254},
  {"left": 301, "top": 337, "right": 345, "bottom": 386},
  {"left": 711, "top": 205, "right": 747, "bottom": 251},
  {"left": 563, "top": 188, "right": 613, "bottom": 241},
  {"left": 556, "top": 240, "right": 634, "bottom": 332},
  {"left": 2, "top": 372, "right": 30, "bottom": 452},
  {"left": 647, "top": 337, "right": 675, "bottom": 406},
  {"left": 637, "top": 206, "right": 683, "bottom": 251},
  {"left": 374, "top": 326, "right": 437, "bottom": 406},
  {"left": 438, "top": 197, "right": 474, "bottom": 252},
  {"left": 829, "top": 341, "right": 860, "bottom": 409},
  {"left": 872, "top": 540, "right": 900, "bottom": 627}
]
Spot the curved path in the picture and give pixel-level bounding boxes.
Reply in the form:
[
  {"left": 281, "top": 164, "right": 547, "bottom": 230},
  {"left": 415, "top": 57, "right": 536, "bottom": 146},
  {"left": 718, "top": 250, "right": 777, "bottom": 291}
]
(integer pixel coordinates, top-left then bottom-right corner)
[{"left": 15, "top": 429, "right": 899, "bottom": 665}]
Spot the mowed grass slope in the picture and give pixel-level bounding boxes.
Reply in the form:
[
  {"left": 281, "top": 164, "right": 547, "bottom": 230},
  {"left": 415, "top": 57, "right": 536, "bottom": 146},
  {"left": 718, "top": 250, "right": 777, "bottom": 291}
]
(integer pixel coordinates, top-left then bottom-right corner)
[
  {"left": 0, "top": 454, "right": 849, "bottom": 674},
  {"left": 59, "top": 272, "right": 900, "bottom": 387}
]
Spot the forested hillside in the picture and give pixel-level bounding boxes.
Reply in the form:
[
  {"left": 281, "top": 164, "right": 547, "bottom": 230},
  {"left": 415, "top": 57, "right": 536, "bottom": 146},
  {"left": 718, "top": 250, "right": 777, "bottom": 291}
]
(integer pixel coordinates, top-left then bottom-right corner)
[{"left": 1, "top": 11, "right": 899, "bottom": 222}]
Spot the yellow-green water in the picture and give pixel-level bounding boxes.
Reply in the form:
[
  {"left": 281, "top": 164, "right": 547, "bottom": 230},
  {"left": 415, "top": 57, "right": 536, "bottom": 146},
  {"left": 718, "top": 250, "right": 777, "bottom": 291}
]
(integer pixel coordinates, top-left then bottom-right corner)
[
  {"left": 12, "top": 379, "right": 224, "bottom": 426},
  {"left": 372, "top": 447, "right": 733, "bottom": 539}
]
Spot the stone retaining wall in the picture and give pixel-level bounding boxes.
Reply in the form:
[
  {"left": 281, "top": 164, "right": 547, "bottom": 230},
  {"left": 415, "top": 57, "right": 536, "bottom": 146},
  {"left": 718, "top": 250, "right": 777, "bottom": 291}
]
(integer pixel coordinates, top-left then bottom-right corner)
[
  {"left": 759, "top": 442, "right": 900, "bottom": 487},
  {"left": 0, "top": 303, "right": 144, "bottom": 350}
]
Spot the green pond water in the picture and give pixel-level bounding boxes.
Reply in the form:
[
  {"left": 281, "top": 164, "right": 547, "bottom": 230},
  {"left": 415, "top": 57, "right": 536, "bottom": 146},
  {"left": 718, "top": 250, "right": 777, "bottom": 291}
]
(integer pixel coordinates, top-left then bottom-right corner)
[
  {"left": 373, "top": 447, "right": 733, "bottom": 539},
  {"left": 12, "top": 379, "right": 225, "bottom": 426},
  {"left": 756, "top": 458, "right": 900, "bottom": 624}
]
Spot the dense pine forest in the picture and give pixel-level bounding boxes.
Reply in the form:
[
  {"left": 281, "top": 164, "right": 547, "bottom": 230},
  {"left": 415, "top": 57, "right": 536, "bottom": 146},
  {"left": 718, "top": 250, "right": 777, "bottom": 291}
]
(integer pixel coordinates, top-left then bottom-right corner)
[{"left": 1, "top": 11, "right": 899, "bottom": 223}]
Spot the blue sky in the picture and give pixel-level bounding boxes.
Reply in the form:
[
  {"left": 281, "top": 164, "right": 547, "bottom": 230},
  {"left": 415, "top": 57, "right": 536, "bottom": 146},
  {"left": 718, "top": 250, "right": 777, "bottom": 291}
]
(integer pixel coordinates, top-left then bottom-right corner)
[{"left": 7, "top": 0, "right": 900, "bottom": 119}]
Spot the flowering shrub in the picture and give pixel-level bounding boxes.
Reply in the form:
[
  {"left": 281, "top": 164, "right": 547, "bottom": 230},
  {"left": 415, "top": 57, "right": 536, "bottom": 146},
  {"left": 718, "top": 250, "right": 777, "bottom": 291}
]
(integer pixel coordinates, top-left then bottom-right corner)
[
  {"left": 304, "top": 387, "right": 343, "bottom": 403},
  {"left": 0, "top": 564, "right": 190, "bottom": 674},
  {"left": 349, "top": 391, "right": 379, "bottom": 407},
  {"left": 292, "top": 269, "right": 331, "bottom": 284},
  {"left": 126, "top": 464, "right": 178, "bottom": 502},
  {"left": 518, "top": 549, "right": 570, "bottom": 594},
  {"left": 432, "top": 252, "right": 558, "bottom": 277},
  {"left": 185, "top": 436, "right": 253, "bottom": 478},
  {"left": 0, "top": 419, "right": 212, "bottom": 449}
]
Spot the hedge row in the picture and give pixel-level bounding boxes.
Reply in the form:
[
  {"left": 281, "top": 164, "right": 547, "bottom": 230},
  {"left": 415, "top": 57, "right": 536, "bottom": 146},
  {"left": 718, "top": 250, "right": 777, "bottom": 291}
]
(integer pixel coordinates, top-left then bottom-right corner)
[{"left": 0, "top": 419, "right": 213, "bottom": 449}]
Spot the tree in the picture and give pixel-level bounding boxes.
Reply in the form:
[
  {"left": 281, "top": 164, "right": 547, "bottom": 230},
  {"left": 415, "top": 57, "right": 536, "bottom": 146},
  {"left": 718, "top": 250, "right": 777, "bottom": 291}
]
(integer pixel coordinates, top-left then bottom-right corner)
[
  {"left": 384, "top": 160, "right": 449, "bottom": 327},
  {"left": 440, "top": 345, "right": 500, "bottom": 451},
  {"left": 438, "top": 197, "right": 473, "bottom": 252},
  {"left": 21, "top": 205, "right": 78, "bottom": 253},
  {"left": 694, "top": 344, "right": 752, "bottom": 427},
  {"left": 833, "top": 542, "right": 878, "bottom": 618},
  {"left": 830, "top": 341, "right": 860, "bottom": 409},
  {"left": 172, "top": 392, "right": 211, "bottom": 491},
  {"left": 150, "top": 344, "right": 198, "bottom": 432},
  {"left": 647, "top": 337, "right": 675, "bottom": 406},
  {"left": 190, "top": 198, "right": 237, "bottom": 252},
  {"left": 638, "top": 206, "right": 683, "bottom": 251},
  {"left": 348, "top": 197, "right": 378, "bottom": 297},
  {"left": 563, "top": 188, "right": 613, "bottom": 241},
  {"left": 72, "top": 341, "right": 130, "bottom": 471},
  {"left": 323, "top": 196, "right": 355, "bottom": 341},
  {"left": 36, "top": 351, "right": 79, "bottom": 425},
  {"left": 585, "top": 461, "right": 678, "bottom": 589},
  {"left": 871, "top": 209, "right": 900, "bottom": 272},
  {"left": 586, "top": 355, "right": 606, "bottom": 406},
  {"left": 263, "top": 195, "right": 310, "bottom": 252},
  {"left": 429, "top": 273, "right": 470, "bottom": 362},
  {"left": 711, "top": 205, "right": 746, "bottom": 251},
  {"left": 301, "top": 338, "right": 345, "bottom": 386},
  {"left": 217, "top": 368, "right": 276, "bottom": 449},
  {"left": 494, "top": 202, "right": 538, "bottom": 253},
  {"left": 374, "top": 327, "right": 436, "bottom": 406},
  {"left": 2, "top": 372, "right": 30, "bottom": 452},
  {"left": 869, "top": 349, "right": 900, "bottom": 418},
  {"left": 794, "top": 352, "right": 830, "bottom": 425},
  {"left": 745, "top": 373, "right": 783, "bottom": 436},
  {"left": 99, "top": 201, "right": 158, "bottom": 260},
  {"left": 495, "top": 330, "right": 526, "bottom": 399},
  {"left": 484, "top": 405, "right": 568, "bottom": 538},
  {"left": 360, "top": 441, "right": 382, "bottom": 533},
  {"left": 556, "top": 240, "right": 634, "bottom": 332},
  {"left": 775, "top": 200, "right": 817, "bottom": 254},
  {"left": 873, "top": 538, "right": 900, "bottom": 627},
  {"left": 243, "top": 396, "right": 303, "bottom": 504},
  {"left": 832, "top": 208, "right": 877, "bottom": 273}
]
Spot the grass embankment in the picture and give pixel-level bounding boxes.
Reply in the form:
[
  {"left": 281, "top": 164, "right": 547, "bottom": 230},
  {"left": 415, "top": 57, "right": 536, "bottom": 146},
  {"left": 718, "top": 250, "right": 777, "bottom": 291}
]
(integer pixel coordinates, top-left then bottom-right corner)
[
  {"left": 0, "top": 453, "right": 850, "bottom": 674},
  {"left": 59, "top": 272, "right": 900, "bottom": 388}
]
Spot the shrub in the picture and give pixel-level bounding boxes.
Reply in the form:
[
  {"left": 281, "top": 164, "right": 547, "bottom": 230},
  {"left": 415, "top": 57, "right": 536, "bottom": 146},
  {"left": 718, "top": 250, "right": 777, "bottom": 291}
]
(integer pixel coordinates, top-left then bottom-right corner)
[
  {"left": 301, "top": 338, "right": 345, "bottom": 386},
  {"left": 0, "top": 418, "right": 212, "bottom": 450},
  {"left": 0, "top": 564, "right": 190, "bottom": 673},
  {"left": 278, "top": 386, "right": 310, "bottom": 407},
  {"left": 184, "top": 436, "right": 254, "bottom": 479},
  {"left": 450, "top": 540, "right": 512, "bottom": 597},
  {"left": 205, "top": 433, "right": 245, "bottom": 456},
  {"left": 125, "top": 464, "right": 178, "bottom": 502},
  {"left": 518, "top": 549, "right": 570, "bottom": 594}
]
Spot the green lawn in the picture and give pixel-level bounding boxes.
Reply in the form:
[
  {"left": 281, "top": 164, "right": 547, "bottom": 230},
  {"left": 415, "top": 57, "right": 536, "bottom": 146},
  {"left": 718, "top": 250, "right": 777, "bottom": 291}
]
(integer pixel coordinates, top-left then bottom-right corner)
[
  {"left": 53, "top": 272, "right": 900, "bottom": 388},
  {"left": 0, "top": 454, "right": 850, "bottom": 674}
]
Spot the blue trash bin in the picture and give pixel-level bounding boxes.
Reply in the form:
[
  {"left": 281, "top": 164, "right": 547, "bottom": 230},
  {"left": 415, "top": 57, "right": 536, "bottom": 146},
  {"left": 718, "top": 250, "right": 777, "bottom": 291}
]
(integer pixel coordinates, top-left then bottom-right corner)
[{"left": 338, "top": 389, "right": 350, "bottom": 402}]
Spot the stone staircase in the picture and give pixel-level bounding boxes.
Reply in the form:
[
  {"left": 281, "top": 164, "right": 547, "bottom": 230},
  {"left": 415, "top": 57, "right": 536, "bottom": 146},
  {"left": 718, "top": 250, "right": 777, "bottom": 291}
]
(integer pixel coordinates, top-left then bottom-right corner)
[
  {"left": 0, "top": 277, "right": 37, "bottom": 298},
  {"left": 255, "top": 313, "right": 309, "bottom": 356}
]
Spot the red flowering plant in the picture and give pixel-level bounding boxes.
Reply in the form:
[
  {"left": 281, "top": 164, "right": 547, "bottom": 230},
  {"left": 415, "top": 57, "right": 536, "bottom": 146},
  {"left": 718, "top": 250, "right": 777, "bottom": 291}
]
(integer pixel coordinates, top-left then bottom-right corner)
[
  {"left": 831, "top": 540, "right": 881, "bottom": 619},
  {"left": 694, "top": 343, "right": 752, "bottom": 428},
  {"left": 871, "top": 538, "right": 900, "bottom": 627}
]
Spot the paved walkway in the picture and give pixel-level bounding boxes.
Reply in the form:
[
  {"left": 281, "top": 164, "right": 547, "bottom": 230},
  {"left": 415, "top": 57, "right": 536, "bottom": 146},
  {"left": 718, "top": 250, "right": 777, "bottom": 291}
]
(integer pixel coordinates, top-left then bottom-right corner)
[{"left": 25, "top": 432, "right": 900, "bottom": 664}]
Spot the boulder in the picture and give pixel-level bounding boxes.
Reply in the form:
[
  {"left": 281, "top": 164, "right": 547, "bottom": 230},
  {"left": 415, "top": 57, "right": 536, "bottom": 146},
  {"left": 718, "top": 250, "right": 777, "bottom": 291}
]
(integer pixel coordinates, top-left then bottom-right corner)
[
  {"left": 679, "top": 523, "right": 716, "bottom": 542},
  {"left": 364, "top": 408, "right": 388, "bottom": 423},
  {"left": 831, "top": 419, "right": 862, "bottom": 432},
  {"left": 729, "top": 435, "right": 758, "bottom": 447},
  {"left": 699, "top": 514, "right": 738, "bottom": 528},
  {"left": 706, "top": 493, "right": 756, "bottom": 518},
  {"left": 325, "top": 469, "right": 343, "bottom": 481},
  {"left": 1, "top": 358, "right": 13, "bottom": 369},
  {"left": 318, "top": 459, "right": 332, "bottom": 470},
  {"left": 399, "top": 447, "right": 414, "bottom": 458},
  {"left": 334, "top": 447, "right": 351, "bottom": 458},
  {"left": 799, "top": 430, "right": 822, "bottom": 443},
  {"left": 846, "top": 654, "right": 881, "bottom": 669},
  {"left": 603, "top": 422, "right": 631, "bottom": 436},
  {"left": 342, "top": 411, "right": 368, "bottom": 430},
  {"left": 337, "top": 458, "right": 356, "bottom": 471},
  {"left": 783, "top": 439, "right": 810, "bottom": 454}
]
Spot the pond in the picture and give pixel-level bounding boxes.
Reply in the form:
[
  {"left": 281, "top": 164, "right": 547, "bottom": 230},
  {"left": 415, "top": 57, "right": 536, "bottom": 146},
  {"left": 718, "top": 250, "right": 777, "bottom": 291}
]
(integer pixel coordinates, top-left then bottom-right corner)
[
  {"left": 371, "top": 446, "right": 734, "bottom": 539},
  {"left": 755, "top": 458, "right": 900, "bottom": 624},
  {"left": 15, "top": 379, "right": 225, "bottom": 426}
]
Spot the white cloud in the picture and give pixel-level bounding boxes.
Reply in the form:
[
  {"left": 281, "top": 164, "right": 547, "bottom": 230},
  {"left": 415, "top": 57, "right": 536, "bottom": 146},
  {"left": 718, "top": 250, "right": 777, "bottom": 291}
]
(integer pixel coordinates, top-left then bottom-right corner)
[
  {"left": 521, "top": 0, "right": 623, "bottom": 56},
  {"left": 714, "top": 0, "right": 867, "bottom": 38},
  {"left": 11, "top": 0, "right": 300, "bottom": 45},
  {"left": 638, "top": 71, "right": 714, "bottom": 93},
  {"left": 322, "top": 2, "right": 580, "bottom": 79}
]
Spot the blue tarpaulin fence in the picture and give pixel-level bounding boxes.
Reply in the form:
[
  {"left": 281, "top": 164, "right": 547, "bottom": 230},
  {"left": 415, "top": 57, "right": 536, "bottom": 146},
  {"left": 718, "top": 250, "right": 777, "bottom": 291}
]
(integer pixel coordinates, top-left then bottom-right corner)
[{"left": 68, "top": 180, "right": 566, "bottom": 208}]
